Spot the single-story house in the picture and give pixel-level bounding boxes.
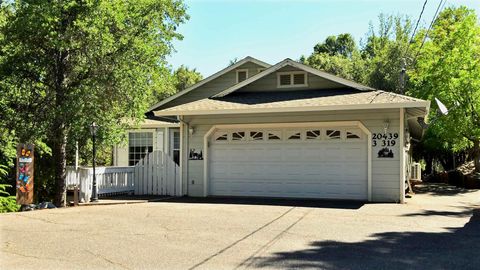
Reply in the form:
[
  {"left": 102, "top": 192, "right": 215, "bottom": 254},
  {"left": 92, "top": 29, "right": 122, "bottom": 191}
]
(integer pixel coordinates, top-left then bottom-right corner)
[{"left": 114, "top": 56, "right": 430, "bottom": 202}]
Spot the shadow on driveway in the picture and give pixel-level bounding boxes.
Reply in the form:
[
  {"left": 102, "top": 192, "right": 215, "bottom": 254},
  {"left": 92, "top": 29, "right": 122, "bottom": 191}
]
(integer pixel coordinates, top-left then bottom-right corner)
[
  {"left": 414, "top": 183, "right": 478, "bottom": 196},
  {"left": 249, "top": 209, "right": 480, "bottom": 270},
  {"left": 156, "top": 197, "right": 366, "bottom": 210}
]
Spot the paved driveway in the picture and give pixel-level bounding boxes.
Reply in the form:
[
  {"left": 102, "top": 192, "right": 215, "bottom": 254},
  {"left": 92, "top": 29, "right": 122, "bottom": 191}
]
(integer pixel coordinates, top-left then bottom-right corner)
[{"left": 1, "top": 184, "right": 480, "bottom": 270}]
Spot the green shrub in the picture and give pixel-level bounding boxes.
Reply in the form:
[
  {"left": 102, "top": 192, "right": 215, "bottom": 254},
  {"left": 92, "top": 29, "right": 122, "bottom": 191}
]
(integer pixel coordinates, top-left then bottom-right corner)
[{"left": 0, "top": 165, "right": 19, "bottom": 213}]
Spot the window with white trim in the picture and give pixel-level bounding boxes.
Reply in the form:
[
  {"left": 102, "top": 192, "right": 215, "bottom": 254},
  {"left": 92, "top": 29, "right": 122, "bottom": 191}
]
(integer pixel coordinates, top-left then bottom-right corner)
[
  {"left": 128, "top": 132, "right": 153, "bottom": 166},
  {"left": 172, "top": 130, "right": 180, "bottom": 165},
  {"left": 326, "top": 129, "right": 341, "bottom": 140},
  {"left": 277, "top": 72, "right": 308, "bottom": 88},
  {"left": 236, "top": 69, "right": 248, "bottom": 83}
]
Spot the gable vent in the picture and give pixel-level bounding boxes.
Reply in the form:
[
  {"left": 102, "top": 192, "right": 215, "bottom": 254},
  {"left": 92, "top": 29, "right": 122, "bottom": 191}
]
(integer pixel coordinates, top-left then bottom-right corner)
[
  {"left": 279, "top": 74, "right": 291, "bottom": 86},
  {"left": 236, "top": 69, "right": 248, "bottom": 83},
  {"left": 293, "top": 73, "right": 306, "bottom": 85},
  {"left": 277, "top": 71, "right": 308, "bottom": 88}
]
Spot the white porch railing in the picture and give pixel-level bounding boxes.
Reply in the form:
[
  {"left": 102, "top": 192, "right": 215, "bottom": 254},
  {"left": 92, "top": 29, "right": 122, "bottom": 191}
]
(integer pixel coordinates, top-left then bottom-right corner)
[{"left": 66, "top": 166, "right": 135, "bottom": 202}]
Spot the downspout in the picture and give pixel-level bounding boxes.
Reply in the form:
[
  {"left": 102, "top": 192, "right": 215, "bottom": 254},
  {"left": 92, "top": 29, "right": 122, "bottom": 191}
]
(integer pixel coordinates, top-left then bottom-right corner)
[{"left": 177, "top": 115, "right": 188, "bottom": 196}]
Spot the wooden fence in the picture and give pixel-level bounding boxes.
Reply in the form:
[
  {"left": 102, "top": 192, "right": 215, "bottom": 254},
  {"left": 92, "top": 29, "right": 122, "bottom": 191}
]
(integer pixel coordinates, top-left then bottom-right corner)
[
  {"left": 66, "top": 150, "right": 181, "bottom": 202},
  {"left": 134, "top": 150, "right": 181, "bottom": 196}
]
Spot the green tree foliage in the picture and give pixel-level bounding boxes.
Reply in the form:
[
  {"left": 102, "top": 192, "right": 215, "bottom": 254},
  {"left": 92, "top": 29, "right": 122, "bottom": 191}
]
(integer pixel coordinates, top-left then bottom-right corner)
[
  {"left": 313, "top": 33, "right": 356, "bottom": 57},
  {"left": 408, "top": 7, "right": 480, "bottom": 173},
  {"left": 153, "top": 65, "right": 203, "bottom": 101},
  {"left": 174, "top": 65, "right": 202, "bottom": 91},
  {"left": 302, "top": 14, "right": 413, "bottom": 93},
  {"left": 0, "top": 0, "right": 188, "bottom": 206},
  {"left": 0, "top": 165, "right": 19, "bottom": 213}
]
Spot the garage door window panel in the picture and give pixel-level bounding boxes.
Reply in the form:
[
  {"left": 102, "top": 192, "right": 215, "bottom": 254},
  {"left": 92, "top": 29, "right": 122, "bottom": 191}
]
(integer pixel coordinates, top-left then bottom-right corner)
[
  {"left": 267, "top": 131, "right": 282, "bottom": 141},
  {"left": 306, "top": 129, "right": 322, "bottom": 140},
  {"left": 250, "top": 131, "right": 264, "bottom": 141},
  {"left": 346, "top": 129, "right": 362, "bottom": 140},
  {"left": 214, "top": 132, "right": 229, "bottom": 142},
  {"left": 232, "top": 131, "right": 246, "bottom": 141},
  {"left": 286, "top": 131, "right": 302, "bottom": 140},
  {"left": 326, "top": 129, "right": 341, "bottom": 140}
]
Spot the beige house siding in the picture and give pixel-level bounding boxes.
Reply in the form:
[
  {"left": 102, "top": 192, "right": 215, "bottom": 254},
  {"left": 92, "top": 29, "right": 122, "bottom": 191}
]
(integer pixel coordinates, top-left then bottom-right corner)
[
  {"left": 183, "top": 108, "right": 402, "bottom": 202},
  {"left": 239, "top": 66, "right": 344, "bottom": 92},
  {"left": 159, "top": 62, "right": 266, "bottom": 110}
]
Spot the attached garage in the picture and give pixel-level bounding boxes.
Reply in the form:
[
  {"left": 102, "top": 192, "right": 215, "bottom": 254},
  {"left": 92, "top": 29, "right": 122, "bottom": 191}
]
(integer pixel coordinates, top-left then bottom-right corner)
[{"left": 207, "top": 123, "right": 369, "bottom": 200}]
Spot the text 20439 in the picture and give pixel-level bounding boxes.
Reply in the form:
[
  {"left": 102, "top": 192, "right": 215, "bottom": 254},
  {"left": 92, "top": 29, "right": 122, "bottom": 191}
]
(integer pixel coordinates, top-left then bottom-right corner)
[{"left": 372, "top": 132, "right": 398, "bottom": 147}]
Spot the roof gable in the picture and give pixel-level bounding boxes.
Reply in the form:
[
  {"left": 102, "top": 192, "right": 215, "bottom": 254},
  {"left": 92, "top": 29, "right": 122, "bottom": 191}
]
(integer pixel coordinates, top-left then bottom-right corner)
[
  {"left": 148, "top": 56, "right": 270, "bottom": 112},
  {"left": 213, "top": 58, "right": 373, "bottom": 98}
]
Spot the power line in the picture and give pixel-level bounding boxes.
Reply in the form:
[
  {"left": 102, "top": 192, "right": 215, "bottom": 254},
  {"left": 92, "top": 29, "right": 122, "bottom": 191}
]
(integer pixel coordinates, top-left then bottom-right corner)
[
  {"left": 400, "top": 0, "right": 428, "bottom": 94},
  {"left": 405, "top": 0, "right": 428, "bottom": 57},
  {"left": 413, "top": 0, "right": 446, "bottom": 62}
]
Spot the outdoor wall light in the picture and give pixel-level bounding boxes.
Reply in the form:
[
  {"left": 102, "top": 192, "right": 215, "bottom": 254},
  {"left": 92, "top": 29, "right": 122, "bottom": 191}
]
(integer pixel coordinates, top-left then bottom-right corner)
[
  {"left": 383, "top": 119, "right": 390, "bottom": 134},
  {"left": 189, "top": 126, "right": 195, "bottom": 136}
]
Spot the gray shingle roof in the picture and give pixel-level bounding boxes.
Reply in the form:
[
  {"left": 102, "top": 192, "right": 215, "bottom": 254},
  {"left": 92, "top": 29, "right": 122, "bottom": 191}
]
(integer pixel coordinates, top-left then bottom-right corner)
[{"left": 154, "top": 89, "right": 428, "bottom": 116}]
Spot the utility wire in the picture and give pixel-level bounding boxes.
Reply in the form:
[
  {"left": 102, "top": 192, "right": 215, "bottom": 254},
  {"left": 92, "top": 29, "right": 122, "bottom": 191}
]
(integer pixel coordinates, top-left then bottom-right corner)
[
  {"left": 413, "top": 0, "right": 446, "bottom": 63},
  {"left": 405, "top": 0, "right": 428, "bottom": 57},
  {"left": 399, "top": 0, "right": 428, "bottom": 93}
]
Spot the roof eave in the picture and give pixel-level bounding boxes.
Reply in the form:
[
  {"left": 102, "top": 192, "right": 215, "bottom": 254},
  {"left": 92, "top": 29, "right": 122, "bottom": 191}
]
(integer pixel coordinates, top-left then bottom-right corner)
[{"left": 153, "top": 101, "right": 430, "bottom": 117}]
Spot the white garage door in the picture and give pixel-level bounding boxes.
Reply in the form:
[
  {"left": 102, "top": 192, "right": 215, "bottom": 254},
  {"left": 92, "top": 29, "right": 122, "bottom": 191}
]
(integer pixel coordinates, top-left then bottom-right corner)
[{"left": 209, "top": 126, "right": 368, "bottom": 200}]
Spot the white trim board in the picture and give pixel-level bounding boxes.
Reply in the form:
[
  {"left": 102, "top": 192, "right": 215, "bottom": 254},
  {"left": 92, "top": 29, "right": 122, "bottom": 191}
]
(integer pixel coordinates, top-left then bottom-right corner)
[
  {"left": 148, "top": 56, "right": 271, "bottom": 112},
  {"left": 202, "top": 121, "right": 373, "bottom": 201},
  {"left": 399, "top": 108, "right": 406, "bottom": 203},
  {"left": 154, "top": 101, "right": 430, "bottom": 117}
]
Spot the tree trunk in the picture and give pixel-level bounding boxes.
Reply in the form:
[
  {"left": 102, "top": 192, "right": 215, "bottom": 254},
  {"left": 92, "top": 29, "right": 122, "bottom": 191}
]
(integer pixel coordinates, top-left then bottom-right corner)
[
  {"left": 474, "top": 139, "right": 480, "bottom": 174},
  {"left": 53, "top": 123, "right": 67, "bottom": 207},
  {"left": 425, "top": 155, "right": 433, "bottom": 175}
]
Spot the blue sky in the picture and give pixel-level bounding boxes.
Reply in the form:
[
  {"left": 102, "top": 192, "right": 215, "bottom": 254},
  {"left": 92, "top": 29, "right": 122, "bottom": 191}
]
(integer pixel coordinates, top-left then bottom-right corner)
[{"left": 168, "top": 0, "right": 480, "bottom": 76}]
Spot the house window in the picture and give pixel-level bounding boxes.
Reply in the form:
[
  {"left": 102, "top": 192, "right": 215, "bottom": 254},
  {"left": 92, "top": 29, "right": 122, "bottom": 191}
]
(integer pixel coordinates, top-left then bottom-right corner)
[
  {"left": 306, "top": 130, "right": 321, "bottom": 140},
  {"left": 171, "top": 130, "right": 180, "bottom": 165},
  {"left": 326, "top": 129, "right": 341, "bottom": 140},
  {"left": 236, "top": 69, "right": 248, "bottom": 83},
  {"left": 250, "top": 131, "right": 264, "bottom": 141},
  {"left": 128, "top": 132, "right": 153, "bottom": 166},
  {"left": 277, "top": 72, "right": 308, "bottom": 88},
  {"left": 232, "top": 131, "right": 246, "bottom": 141}
]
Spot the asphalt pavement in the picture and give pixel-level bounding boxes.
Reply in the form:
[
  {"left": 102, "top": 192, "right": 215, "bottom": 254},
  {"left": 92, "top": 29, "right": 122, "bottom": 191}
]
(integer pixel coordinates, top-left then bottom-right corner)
[{"left": 1, "top": 183, "right": 479, "bottom": 270}]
